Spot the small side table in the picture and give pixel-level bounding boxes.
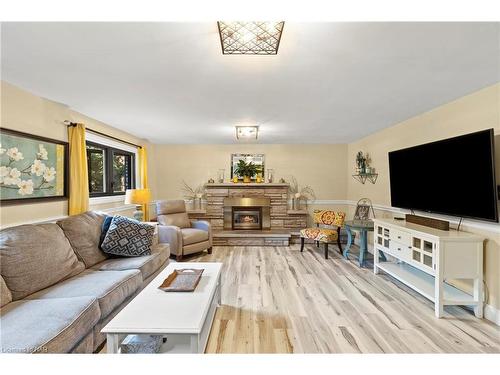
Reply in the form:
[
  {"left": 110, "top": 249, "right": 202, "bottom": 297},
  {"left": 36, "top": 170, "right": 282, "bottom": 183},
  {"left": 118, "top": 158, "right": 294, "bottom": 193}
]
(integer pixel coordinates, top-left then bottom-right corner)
[{"left": 343, "top": 220, "right": 385, "bottom": 267}]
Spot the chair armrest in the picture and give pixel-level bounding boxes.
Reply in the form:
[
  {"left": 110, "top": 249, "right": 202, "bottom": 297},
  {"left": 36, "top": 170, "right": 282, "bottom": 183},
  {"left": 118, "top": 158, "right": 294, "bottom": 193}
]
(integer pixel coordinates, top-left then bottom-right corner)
[
  {"left": 191, "top": 220, "right": 212, "bottom": 246},
  {"left": 191, "top": 220, "right": 211, "bottom": 232},
  {"left": 157, "top": 225, "right": 183, "bottom": 256}
]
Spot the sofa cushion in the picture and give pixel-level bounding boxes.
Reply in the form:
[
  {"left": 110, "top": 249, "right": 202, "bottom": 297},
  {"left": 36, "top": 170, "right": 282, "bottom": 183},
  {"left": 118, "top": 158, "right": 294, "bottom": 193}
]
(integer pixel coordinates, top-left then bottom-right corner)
[
  {"left": 181, "top": 228, "right": 209, "bottom": 246},
  {"left": 0, "top": 224, "right": 85, "bottom": 300},
  {"left": 92, "top": 243, "right": 169, "bottom": 280},
  {"left": 157, "top": 212, "right": 191, "bottom": 229},
  {"left": 300, "top": 227, "right": 339, "bottom": 242},
  {"left": 57, "top": 211, "right": 108, "bottom": 268},
  {"left": 101, "top": 216, "right": 155, "bottom": 257},
  {"left": 26, "top": 269, "right": 142, "bottom": 318},
  {"left": 1, "top": 275, "right": 12, "bottom": 307},
  {"left": 0, "top": 296, "right": 100, "bottom": 353}
]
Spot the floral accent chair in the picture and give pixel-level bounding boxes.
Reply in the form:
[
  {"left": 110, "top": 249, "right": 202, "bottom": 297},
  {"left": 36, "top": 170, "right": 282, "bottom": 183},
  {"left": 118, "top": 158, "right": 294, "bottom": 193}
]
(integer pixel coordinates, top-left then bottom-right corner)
[{"left": 300, "top": 210, "right": 346, "bottom": 259}]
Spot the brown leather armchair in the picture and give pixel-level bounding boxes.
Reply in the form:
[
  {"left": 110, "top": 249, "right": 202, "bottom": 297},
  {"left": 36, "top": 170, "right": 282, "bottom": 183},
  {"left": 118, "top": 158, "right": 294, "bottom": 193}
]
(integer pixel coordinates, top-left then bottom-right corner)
[{"left": 155, "top": 200, "right": 212, "bottom": 261}]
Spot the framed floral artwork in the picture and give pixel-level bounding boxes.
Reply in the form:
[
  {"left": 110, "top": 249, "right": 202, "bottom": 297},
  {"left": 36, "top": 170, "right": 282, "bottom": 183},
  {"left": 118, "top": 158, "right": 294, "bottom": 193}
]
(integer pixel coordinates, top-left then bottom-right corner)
[{"left": 0, "top": 128, "right": 68, "bottom": 204}]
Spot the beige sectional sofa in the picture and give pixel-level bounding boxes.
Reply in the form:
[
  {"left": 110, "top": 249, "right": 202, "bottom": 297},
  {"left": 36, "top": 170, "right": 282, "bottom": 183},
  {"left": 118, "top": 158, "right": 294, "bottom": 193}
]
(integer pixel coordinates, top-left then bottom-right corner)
[{"left": 0, "top": 211, "right": 170, "bottom": 353}]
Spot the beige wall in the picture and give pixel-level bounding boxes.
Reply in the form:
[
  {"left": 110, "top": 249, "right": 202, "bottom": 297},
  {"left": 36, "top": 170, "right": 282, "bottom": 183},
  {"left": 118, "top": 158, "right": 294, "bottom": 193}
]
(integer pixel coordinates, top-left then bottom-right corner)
[
  {"left": 346, "top": 83, "right": 500, "bottom": 311},
  {"left": 2, "top": 79, "right": 499, "bottom": 315},
  {"left": 0, "top": 81, "right": 154, "bottom": 227},
  {"left": 151, "top": 143, "right": 347, "bottom": 202}
]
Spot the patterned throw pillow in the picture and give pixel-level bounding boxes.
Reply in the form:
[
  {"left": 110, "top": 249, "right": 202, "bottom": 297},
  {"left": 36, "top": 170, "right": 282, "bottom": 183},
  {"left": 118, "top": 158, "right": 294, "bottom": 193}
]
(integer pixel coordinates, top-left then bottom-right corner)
[
  {"left": 101, "top": 216, "right": 155, "bottom": 257},
  {"left": 99, "top": 215, "right": 113, "bottom": 250}
]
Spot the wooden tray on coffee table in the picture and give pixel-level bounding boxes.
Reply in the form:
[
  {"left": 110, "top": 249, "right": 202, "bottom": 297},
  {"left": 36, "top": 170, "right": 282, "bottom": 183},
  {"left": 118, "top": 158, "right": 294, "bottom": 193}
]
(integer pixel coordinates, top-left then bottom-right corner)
[{"left": 158, "top": 269, "right": 204, "bottom": 292}]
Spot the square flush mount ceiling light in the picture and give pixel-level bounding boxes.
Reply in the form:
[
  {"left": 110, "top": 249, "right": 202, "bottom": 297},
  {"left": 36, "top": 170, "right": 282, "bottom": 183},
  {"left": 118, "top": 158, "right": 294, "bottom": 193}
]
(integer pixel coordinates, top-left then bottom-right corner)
[
  {"left": 235, "top": 126, "right": 259, "bottom": 140},
  {"left": 217, "top": 21, "right": 285, "bottom": 55}
]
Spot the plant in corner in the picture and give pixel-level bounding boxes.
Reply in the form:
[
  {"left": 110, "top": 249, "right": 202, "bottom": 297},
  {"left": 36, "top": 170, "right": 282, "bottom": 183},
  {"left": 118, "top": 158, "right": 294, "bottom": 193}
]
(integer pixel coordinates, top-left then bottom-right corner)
[{"left": 233, "top": 159, "right": 262, "bottom": 183}]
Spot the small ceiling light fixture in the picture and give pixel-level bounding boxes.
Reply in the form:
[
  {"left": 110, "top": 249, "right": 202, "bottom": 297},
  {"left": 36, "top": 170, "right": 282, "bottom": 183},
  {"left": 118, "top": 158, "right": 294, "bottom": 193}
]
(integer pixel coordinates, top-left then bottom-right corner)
[
  {"left": 235, "top": 125, "right": 259, "bottom": 140},
  {"left": 217, "top": 21, "right": 285, "bottom": 55}
]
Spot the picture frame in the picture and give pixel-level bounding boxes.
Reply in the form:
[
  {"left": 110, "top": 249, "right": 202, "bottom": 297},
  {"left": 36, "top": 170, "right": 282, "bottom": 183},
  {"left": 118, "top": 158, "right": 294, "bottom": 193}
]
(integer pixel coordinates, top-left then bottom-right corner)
[
  {"left": 230, "top": 153, "right": 265, "bottom": 181},
  {"left": 0, "top": 128, "right": 69, "bottom": 205}
]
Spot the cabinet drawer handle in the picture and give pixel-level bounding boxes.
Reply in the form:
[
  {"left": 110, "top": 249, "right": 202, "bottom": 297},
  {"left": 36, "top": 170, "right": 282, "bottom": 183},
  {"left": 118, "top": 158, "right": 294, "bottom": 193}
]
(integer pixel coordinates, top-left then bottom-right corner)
[{"left": 397, "top": 236, "right": 401, "bottom": 239}]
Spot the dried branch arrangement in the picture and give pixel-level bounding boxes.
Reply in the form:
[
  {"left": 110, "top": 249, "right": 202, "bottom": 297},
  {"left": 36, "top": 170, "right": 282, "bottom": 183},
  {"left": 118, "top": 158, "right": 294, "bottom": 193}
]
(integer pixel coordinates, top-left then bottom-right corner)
[
  {"left": 181, "top": 180, "right": 205, "bottom": 200},
  {"left": 288, "top": 176, "right": 316, "bottom": 201}
]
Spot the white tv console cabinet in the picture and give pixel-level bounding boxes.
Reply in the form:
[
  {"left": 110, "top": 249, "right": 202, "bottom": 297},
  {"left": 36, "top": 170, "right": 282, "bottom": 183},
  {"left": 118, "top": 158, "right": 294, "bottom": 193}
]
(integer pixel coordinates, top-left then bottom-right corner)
[{"left": 373, "top": 218, "right": 484, "bottom": 318}]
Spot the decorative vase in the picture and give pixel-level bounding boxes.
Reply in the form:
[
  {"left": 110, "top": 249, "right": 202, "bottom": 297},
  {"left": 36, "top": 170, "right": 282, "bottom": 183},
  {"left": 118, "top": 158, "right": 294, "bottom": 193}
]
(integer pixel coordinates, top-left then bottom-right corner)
[
  {"left": 232, "top": 176, "right": 238, "bottom": 183},
  {"left": 243, "top": 176, "right": 251, "bottom": 183},
  {"left": 218, "top": 169, "right": 225, "bottom": 183},
  {"left": 256, "top": 175, "right": 262, "bottom": 183},
  {"left": 267, "top": 169, "right": 274, "bottom": 183}
]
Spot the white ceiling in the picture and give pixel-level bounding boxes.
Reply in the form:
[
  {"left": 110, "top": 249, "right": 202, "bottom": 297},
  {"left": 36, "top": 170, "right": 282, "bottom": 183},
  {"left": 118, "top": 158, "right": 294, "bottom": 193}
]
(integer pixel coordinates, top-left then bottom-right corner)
[{"left": 1, "top": 22, "right": 499, "bottom": 144}]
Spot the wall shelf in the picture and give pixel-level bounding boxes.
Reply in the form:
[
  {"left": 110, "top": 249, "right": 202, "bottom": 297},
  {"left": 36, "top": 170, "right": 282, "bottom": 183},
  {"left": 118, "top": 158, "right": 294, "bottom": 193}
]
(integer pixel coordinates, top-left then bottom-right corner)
[{"left": 352, "top": 173, "right": 378, "bottom": 184}]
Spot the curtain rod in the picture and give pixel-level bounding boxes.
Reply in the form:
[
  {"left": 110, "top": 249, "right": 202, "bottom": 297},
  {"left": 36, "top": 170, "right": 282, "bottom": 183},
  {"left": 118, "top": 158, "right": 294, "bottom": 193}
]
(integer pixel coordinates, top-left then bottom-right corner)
[{"left": 64, "top": 121, "right": 142, "bottom": 149}]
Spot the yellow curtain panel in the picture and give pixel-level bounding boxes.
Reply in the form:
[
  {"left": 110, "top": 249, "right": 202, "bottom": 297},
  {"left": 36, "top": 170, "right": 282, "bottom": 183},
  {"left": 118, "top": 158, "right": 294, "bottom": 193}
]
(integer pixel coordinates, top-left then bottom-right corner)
[
  {"left": 68, "top": 123, "right": 89, "bottom": 215},
  {"left": 138, "top": 146, "right": 150, "bottom": 221}
]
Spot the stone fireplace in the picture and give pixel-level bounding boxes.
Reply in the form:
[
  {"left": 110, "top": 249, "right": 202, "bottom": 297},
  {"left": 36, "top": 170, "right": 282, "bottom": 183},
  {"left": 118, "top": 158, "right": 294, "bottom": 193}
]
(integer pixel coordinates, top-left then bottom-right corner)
[
  {"left": 187, "top": 183, "right": 308, "bottom": 245},
  {"left": 223, "top": 197, "right": 271, "bottom": 230}
]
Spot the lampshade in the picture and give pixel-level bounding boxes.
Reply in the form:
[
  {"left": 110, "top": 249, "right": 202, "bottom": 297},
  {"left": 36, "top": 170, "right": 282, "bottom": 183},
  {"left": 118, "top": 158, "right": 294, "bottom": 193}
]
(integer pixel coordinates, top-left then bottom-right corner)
[{"left": 124, "top": 188, "right": 151, "bottom": 205}]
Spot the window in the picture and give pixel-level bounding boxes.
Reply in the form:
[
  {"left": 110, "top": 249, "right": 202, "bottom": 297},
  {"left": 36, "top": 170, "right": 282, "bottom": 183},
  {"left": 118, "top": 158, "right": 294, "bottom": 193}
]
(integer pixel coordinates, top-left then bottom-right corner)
[{"left": 86, "top": 141, "right": 135, "bottom": 197}]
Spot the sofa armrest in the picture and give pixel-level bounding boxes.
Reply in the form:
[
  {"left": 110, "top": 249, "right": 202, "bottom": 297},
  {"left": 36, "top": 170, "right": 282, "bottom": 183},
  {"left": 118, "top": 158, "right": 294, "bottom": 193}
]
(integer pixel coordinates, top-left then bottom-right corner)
[
  {"left": 191, "top": 220, "right": 212, "bottom": 246},
  {"left": 157, "top": 225, "right": 183, "bottom": 256}
]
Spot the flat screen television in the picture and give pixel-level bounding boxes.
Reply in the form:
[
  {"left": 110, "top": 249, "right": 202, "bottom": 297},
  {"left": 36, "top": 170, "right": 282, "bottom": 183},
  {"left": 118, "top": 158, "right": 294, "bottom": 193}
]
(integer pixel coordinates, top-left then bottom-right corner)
[{"left": 388, "top": 129, "right": 498, "bottom": 222}]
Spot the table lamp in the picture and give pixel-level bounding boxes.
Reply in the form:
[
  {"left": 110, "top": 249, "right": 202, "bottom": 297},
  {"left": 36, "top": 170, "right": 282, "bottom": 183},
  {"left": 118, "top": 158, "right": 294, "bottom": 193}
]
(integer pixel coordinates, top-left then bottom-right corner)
[{"left": 124, "top": 188, "right": 151, "bottom": 221}]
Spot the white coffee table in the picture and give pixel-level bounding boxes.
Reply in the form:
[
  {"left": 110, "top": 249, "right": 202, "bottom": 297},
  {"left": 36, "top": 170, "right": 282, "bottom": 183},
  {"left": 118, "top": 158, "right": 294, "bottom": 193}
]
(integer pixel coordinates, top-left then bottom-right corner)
[{"left": 102, "top": 262, "right": 222, "bottom": 353}]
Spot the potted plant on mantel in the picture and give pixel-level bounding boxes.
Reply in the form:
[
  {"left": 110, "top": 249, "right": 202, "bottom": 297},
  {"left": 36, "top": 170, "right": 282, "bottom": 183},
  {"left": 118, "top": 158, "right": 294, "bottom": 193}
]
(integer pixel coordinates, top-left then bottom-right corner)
[{"left": 233, "top": 159, "right": 262, "bottom": 183}]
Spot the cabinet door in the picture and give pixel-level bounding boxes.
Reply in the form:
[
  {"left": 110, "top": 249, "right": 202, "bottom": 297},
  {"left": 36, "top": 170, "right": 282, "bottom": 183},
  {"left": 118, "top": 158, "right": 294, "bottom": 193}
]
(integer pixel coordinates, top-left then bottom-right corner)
[
  {"left": 376, "top": 225, "right": 390, "bottom": 249},
  {"left": 421, "top": 240, "right": 434, "bottom": 270},
  {"left": 410, "top": 236, "right": 436, "bottom": 274}
]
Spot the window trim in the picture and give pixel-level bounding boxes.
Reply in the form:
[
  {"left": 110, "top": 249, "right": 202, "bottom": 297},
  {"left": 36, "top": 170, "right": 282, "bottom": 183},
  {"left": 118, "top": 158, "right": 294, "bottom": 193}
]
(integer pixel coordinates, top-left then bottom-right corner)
[{"left": 86, "top": 138, "right": 137, "bottom": 199}]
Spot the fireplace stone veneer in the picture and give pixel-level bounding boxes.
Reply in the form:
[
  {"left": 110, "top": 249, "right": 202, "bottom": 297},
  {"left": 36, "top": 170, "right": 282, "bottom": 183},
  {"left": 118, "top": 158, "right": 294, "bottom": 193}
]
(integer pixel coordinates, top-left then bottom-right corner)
[{"left": 193, "top": 183, "right": 307, "bottom": 232}]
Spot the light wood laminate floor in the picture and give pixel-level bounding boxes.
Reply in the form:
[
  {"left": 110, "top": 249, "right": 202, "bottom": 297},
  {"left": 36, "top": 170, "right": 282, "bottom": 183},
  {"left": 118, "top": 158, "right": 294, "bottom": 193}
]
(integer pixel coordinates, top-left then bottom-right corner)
[{"left": 190, "top": 244, "right": 500, "bottom": 353}]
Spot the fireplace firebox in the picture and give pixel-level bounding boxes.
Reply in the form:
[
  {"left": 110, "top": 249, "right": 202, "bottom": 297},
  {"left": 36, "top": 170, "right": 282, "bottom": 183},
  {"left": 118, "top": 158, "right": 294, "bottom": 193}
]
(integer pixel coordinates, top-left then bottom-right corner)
[
  {"left": 223, "top": 197, "right": 271, "bottom": 230},
  {"left": 232, "top": 207, "right": 262, "bottom": 230}
]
